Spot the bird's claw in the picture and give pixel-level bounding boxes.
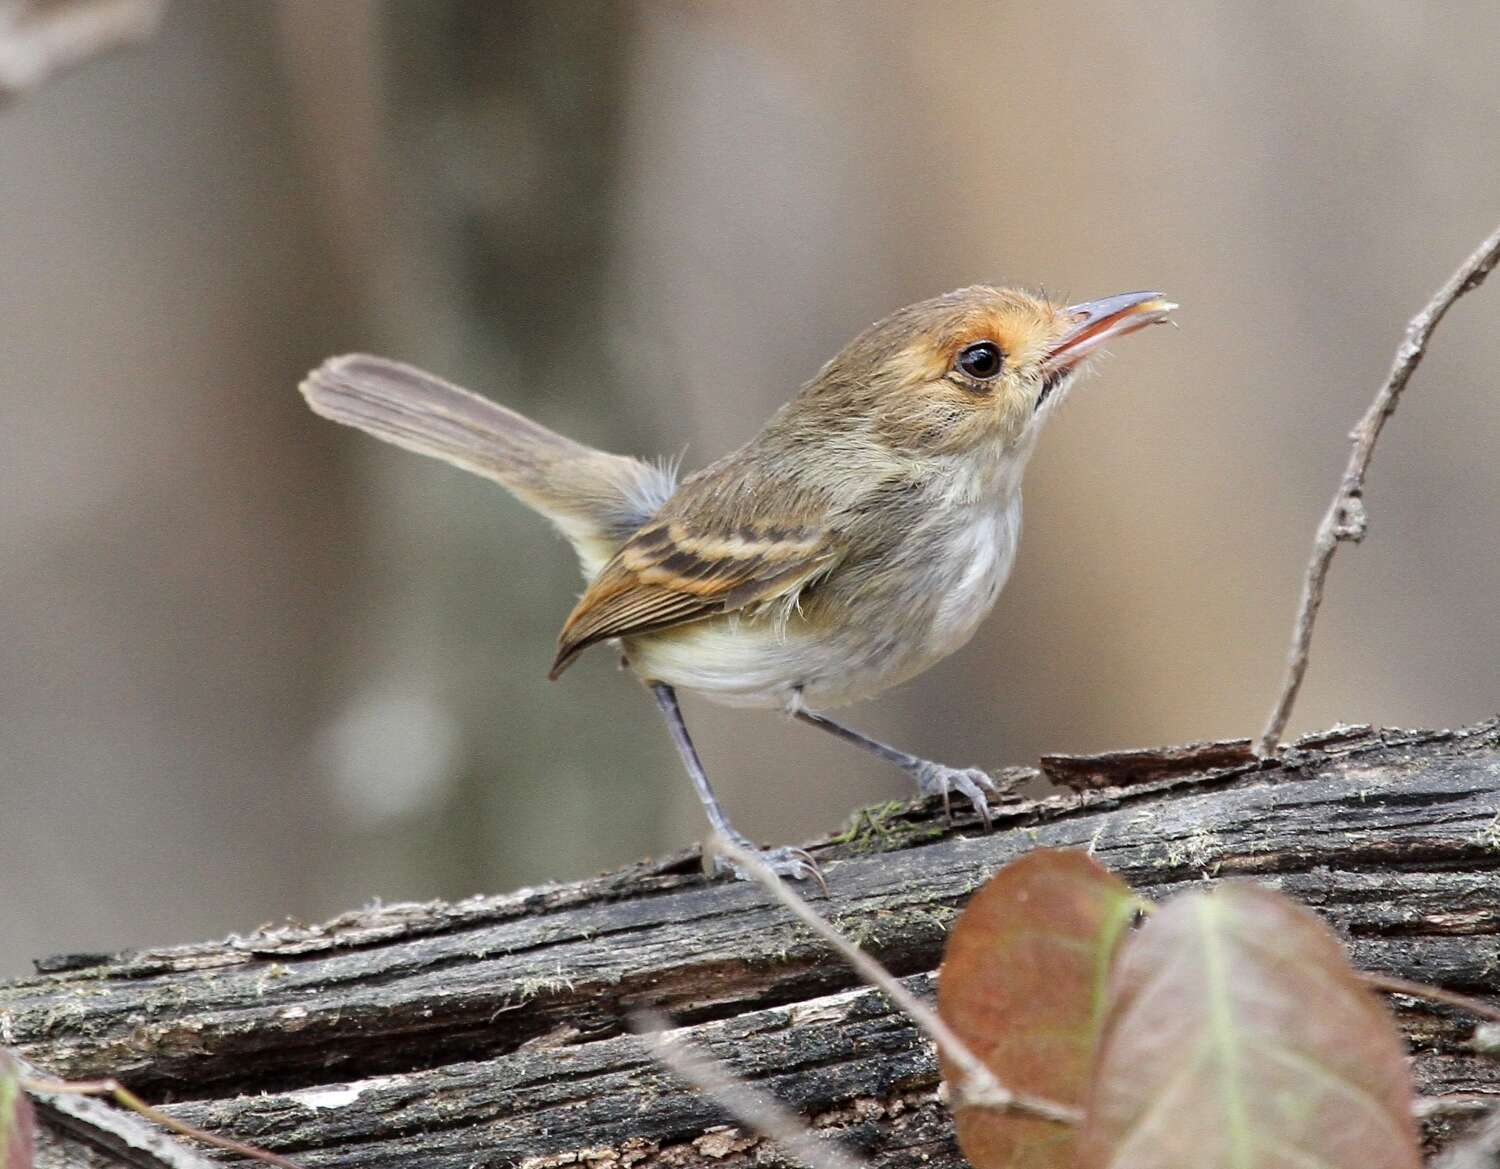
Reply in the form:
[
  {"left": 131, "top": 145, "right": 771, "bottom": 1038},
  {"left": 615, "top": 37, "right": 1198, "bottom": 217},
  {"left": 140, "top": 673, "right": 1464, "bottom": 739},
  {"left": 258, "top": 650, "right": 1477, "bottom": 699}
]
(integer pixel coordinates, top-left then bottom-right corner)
[
  {"left": 707, "top": 835, "right": 829, "bottom": 896},
  {"left": 910, "top": 762, "right": 996, "bottom": 831}
]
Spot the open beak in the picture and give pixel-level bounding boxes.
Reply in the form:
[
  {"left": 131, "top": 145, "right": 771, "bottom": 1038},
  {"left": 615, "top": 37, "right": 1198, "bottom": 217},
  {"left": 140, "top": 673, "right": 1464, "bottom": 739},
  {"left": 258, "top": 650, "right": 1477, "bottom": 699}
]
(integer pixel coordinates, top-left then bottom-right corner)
[{"left": 1043, "top": 290, "right": 1176, "bottom": 376}]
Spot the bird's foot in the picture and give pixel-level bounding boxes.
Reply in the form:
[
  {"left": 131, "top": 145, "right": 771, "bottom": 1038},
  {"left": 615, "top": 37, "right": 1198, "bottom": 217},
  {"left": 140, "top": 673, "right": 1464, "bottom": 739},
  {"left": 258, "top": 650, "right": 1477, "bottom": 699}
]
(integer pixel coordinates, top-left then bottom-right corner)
[
  {"left": 706, "top": 832, "right": 829, "bottom": 895},
  {"left": 908, "top": 761, "right": 997, "bottom": 831}
]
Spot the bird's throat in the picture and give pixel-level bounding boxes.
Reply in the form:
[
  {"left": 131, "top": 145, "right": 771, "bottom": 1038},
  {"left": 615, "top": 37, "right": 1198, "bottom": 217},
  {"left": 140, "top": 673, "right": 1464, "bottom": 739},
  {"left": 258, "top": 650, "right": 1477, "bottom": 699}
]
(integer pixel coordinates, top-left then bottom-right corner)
[{"left": 1036, "top": 369, "right": 1068, "bottom": 411}]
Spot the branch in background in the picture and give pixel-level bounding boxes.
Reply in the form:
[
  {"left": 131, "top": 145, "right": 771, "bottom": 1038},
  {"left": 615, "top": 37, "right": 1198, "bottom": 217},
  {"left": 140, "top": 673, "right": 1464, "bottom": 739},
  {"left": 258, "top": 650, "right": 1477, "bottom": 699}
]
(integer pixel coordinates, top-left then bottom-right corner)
[
  {"left": 634, "top": 1012, "right": 867, "bottom": 1169},
  {"left": 0, "top": 0, "right": 165, "bottom": 98},
  {"left": 1259, "top": 222, "right": 1500, "bottom": 756},
  {"left": 714, "top": 836, "right": 1081, "bottom": 1126}
]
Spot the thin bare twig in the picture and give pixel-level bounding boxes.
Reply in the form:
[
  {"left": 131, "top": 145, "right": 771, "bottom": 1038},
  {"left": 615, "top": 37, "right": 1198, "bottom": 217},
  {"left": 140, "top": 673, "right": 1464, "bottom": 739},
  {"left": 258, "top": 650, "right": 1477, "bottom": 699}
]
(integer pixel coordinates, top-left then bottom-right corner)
[
  {"left": 1259, "top": 222, "right": 1500, "bottom": 756},
  {"left": 1363, "top": 971, "right": 1500, "bottom": 1027},
  {"left": 634, "top": 1011, "right": 866, "bottom": 1169},
  {"left": 14, "top": 1053, "right": 215, "bottom": 1169},
  {"left": 20, "top": 1075, "right": 306, "bottom": 1169},
  {"left": 715, "top": 836, "right": 1082, "bottom": 1126}
]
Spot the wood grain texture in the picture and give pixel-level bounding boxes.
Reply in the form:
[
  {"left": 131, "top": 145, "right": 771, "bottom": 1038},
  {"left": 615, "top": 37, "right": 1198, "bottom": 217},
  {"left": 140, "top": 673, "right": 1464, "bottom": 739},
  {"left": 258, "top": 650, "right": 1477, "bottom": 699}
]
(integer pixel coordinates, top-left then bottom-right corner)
[{"left": 4, "top": 722, "right": 1499, "bottom": 1166}]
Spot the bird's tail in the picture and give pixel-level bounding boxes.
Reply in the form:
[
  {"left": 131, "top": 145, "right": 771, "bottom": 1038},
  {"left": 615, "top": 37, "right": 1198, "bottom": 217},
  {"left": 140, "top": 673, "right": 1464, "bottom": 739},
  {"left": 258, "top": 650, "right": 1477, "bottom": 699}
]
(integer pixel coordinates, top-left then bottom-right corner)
[{"left": 300, "top": 354, "right": 675, "bottom": 576}]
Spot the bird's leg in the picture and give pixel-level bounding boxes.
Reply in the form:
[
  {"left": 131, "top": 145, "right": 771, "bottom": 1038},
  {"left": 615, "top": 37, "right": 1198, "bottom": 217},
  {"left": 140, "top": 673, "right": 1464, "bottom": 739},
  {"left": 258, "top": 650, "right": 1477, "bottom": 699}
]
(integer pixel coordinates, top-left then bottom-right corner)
[
  {"left": 651, "top": 683, "right": 826, "bottom": 889},
  {"left": 792, "top": 707, "right": 997, "bottom": 830}
]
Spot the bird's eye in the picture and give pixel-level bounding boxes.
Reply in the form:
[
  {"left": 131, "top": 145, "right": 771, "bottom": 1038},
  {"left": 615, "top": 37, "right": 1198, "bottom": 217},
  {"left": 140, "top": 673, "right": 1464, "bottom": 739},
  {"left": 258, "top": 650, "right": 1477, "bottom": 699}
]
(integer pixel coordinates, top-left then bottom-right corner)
[{"left": 956, "top": 341, "right": 1003, "bottom": 381}]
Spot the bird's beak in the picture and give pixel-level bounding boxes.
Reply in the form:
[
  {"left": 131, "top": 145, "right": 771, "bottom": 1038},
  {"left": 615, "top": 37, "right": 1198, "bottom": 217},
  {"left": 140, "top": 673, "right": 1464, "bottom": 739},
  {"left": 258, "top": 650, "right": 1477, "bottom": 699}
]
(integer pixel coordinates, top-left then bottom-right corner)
[{"left": 1044, "top": 291, "right": 1176, "bottom": 374}]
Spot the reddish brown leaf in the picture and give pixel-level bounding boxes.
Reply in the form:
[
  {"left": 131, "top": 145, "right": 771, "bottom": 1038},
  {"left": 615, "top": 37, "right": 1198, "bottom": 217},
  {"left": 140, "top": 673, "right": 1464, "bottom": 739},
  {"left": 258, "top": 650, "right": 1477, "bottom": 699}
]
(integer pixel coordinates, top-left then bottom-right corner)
[
  {"left": 937, "top": 850, "right": 1138, "bottom": 1169},
  {"left": 1080, "top": 884, "right": 1420, "bottom": 1169},
  {"left": 0, "top": 1051, "right": 35, "bottom": 1169}
]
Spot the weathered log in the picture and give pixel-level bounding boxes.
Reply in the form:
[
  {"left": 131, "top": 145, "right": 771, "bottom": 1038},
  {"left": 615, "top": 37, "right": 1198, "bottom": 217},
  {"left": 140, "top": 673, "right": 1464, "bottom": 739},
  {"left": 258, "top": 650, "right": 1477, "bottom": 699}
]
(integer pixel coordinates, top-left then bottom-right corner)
[{"left": 4, "top": 720, "right": 1499, "bottom": 1167}]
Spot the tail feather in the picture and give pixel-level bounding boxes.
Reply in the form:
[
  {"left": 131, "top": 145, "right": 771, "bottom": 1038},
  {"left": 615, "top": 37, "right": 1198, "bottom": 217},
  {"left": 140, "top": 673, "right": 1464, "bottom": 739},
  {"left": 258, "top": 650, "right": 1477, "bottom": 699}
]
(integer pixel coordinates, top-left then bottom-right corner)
[{"left": 300, "top": 354, "right": 675, "bottom": 575}]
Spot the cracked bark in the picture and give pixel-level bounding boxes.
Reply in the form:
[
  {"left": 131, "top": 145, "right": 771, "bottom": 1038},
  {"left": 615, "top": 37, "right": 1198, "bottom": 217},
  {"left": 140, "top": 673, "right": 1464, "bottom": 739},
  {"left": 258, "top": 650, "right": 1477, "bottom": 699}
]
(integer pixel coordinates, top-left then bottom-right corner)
[{"left": 3, "top": 721, "right": 1499, "bottom": 1167}]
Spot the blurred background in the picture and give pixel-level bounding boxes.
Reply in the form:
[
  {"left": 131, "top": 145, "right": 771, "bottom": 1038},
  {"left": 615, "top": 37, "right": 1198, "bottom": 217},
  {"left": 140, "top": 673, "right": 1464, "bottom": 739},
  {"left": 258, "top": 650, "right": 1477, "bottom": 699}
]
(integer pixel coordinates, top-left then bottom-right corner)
[{"left": 2, "top": 0, "right": 1497, "bottom": 975}]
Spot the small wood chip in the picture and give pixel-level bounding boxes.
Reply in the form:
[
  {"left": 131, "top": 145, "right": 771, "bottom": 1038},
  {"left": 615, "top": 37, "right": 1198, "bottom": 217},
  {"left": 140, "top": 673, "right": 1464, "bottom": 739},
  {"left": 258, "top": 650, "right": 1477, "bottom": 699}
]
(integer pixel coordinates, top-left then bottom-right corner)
[
  {"left": 1292, "top": 723, "right": 1375, "bottom": 750},
  {"left": 1039, "top": 738, "right": 1256, "bottom": 791}
]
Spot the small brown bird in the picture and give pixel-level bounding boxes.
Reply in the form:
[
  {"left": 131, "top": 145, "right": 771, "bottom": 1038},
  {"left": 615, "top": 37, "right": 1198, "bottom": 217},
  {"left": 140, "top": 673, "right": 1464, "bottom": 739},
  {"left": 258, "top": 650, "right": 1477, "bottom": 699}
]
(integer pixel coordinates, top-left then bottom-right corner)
[{"left": 301, "top": 286, "right": 1174, "bottom": 885}]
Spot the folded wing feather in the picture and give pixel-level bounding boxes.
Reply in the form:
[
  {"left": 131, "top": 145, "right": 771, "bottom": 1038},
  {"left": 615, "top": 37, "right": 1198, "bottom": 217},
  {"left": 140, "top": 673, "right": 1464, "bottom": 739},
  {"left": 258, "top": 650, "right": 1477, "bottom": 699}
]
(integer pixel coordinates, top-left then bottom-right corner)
[{"left": 550, "top": 519, "right": 840, "bottom": 677}]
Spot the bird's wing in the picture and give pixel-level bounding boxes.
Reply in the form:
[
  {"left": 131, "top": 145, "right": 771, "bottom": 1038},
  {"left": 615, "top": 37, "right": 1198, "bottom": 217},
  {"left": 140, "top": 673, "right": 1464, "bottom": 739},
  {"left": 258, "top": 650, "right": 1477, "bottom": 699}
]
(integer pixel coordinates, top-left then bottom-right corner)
[{"left": 550, "top": 517, "right": 841, "bottom": 677}]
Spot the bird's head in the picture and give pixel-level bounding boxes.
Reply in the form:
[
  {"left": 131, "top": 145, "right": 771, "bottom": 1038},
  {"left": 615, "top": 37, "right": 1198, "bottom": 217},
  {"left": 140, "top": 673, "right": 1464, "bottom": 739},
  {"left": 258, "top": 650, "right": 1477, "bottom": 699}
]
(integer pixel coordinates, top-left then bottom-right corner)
[{"left": 796, "top": 285, "right": 1175, "bottom": 460}]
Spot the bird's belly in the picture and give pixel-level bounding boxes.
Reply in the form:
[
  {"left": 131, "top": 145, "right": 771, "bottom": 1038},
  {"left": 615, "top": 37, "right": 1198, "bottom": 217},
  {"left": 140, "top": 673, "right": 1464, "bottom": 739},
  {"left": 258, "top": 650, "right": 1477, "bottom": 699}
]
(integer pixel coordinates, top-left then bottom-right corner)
[
  {"left": 625, "top": 499, "right": 1020, "bottom": 711},
  {"left": 624, "top": 619, "right": 879, "bottom": 710}
]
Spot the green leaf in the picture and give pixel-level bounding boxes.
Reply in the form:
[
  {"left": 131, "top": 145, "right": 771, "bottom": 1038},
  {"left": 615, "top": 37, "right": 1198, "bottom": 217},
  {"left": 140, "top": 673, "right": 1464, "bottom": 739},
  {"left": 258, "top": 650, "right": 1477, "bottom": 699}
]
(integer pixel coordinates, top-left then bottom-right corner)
[
  {"left": 1080, "top": 883, "right": 1420, "bottom": 1169},
  {"left": 937, "top": 849, "right": 1137, "bottom": 1169},
  {"left": 0, "top": 1050, "right": 35, "bottom": 1169}
]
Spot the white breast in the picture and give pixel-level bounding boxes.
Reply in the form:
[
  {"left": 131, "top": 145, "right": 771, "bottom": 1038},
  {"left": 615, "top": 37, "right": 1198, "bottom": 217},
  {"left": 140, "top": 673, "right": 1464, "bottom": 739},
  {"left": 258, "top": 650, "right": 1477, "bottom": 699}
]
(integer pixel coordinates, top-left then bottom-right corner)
[
  {"left": 626, "top": 449, "right": 1032, "bottom": 712},
  {"left": 926, "top": 494, "right": 1021, "bottom": 660}
]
